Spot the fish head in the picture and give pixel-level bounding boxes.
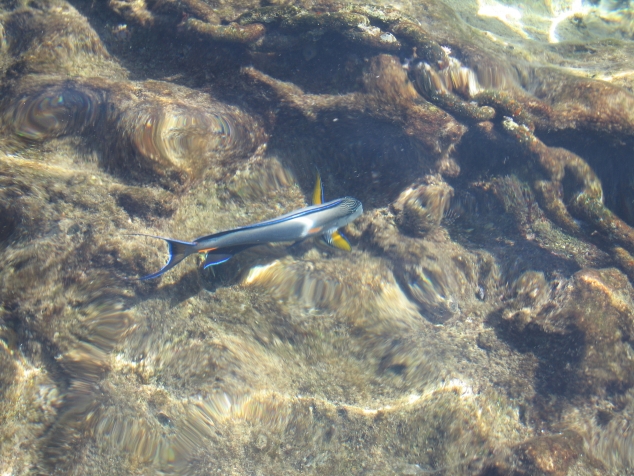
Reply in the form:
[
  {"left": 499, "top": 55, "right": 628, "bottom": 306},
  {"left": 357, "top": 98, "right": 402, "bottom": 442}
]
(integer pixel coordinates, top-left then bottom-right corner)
[{"left": 340, "top": 196, "right": 363, "bottom": 223}]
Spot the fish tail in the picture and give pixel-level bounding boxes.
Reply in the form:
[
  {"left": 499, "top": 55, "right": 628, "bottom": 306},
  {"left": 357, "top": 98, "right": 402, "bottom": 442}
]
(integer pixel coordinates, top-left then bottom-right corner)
[{"left": 127, "top": 234, "right": 197, "bottom": 280}]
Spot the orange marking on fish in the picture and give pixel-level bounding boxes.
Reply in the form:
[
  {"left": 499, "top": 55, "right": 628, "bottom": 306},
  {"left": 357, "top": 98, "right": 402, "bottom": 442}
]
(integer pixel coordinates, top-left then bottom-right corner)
[
  {"left": 198, "top": 247, "right": 217, "bottom": 253},
  {"left": 308, "top": 226, "right": 323, "bottom": 234}
]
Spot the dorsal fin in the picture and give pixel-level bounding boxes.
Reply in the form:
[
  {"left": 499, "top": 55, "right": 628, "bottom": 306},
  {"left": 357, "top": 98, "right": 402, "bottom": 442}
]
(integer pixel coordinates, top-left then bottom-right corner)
[{"left": 312, "top": 170, "right": 324, "bottom": 205}]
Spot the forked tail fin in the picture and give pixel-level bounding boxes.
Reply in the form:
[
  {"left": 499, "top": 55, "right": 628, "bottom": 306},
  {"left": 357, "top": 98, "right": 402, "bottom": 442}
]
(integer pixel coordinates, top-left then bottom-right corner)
[{"left": 128, "top": 234, "right": 197, "bottom": 280}]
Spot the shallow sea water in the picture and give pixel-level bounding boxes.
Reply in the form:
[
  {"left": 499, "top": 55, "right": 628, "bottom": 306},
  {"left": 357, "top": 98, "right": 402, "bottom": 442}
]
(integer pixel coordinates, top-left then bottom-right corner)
[{"left": 2, "top": 0, "right": 634, "bottom": 474}]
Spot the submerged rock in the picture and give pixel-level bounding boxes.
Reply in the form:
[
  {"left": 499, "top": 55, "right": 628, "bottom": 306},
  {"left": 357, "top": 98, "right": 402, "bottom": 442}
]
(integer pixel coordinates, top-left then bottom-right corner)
[
  {"left": 393, "top": 176, "right": 454, "bottom": 234},
  {"left": 2, "top": 0, "right": 634, "bottom": 474}
]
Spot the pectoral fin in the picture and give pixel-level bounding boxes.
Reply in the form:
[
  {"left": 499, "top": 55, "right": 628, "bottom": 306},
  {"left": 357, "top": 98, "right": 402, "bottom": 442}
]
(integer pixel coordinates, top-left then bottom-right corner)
[{"left": 323, "top": 229, "right": 351, "bottom": 252}]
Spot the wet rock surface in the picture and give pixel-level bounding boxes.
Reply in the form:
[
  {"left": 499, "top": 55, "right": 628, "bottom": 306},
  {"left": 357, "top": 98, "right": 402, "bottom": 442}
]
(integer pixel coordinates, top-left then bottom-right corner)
[{"left": 1, "top": 0, "right": 634, "bottom": 474}]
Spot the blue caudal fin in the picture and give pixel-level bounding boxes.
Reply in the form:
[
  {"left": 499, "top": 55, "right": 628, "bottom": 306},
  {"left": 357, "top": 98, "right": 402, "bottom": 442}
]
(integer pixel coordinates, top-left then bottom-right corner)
[{"left": 129, "top": 234, "right": 197, "bottom": 280}]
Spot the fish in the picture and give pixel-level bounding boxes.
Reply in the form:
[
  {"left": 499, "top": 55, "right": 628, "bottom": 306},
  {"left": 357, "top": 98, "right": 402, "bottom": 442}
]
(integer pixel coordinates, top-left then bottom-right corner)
[{"left": 133, "top": 172, "right": 363, "bottom": 280}]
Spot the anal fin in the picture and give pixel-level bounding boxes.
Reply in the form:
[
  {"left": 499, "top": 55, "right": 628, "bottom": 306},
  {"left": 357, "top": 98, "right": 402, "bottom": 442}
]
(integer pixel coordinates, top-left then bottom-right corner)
[
  {"left": 201, "top": 245, "right": 253, "bottom": 269},
  {"left": 203, "top": 253, "right": 234, "bottom": 268}
]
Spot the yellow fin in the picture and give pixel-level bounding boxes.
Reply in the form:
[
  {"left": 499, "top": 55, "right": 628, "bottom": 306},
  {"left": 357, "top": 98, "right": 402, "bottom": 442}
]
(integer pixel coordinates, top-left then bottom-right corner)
[
  {"left": 312, "top": 171, "right": 323, "bottom": 205},
  {"left": 327, "top": 230, "right": 351, "bottom": 252}
]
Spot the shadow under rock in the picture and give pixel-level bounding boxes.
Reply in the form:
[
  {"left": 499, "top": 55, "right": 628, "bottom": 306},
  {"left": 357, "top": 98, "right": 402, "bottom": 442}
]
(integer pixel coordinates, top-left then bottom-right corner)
[
  {"left": 542, "top": 130, "right": 634, "bottom": 228},
  {"left": 165, "top": 269, "right": 203, "bottom": 306},
  {"left": 492, "top": 314, "right": 586, "bottom": 398},
  {"left": 443, "top": 182, "right": 589, "bottom": 280},
  {"left": 267, "top": 110, "right": 432, "bottom": 211}
]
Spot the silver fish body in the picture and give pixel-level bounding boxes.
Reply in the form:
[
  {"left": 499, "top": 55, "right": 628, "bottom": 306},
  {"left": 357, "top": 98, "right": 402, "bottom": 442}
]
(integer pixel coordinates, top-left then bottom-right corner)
[
  {"left": 134, "top": 195, "right": 363, "bottom": 280},
  {"left": 195, "top": 197, "right": 362, "bottom": 250}
]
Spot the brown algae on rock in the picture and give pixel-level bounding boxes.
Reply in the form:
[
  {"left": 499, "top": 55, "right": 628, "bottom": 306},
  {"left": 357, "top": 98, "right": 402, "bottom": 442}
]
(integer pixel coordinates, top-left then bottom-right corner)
[{"left": 2, "top": 0, "right": 634, "bottom": 474}]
